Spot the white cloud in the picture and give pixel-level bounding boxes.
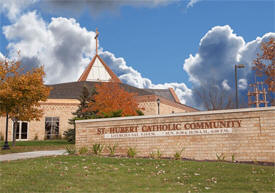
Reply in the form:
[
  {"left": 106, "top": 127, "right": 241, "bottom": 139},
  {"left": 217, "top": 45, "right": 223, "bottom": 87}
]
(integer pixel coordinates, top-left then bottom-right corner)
[
  {"left": 184, "top": 25, "right": 245, "bottom": 86},
  {"left": 0, "top": 0, "right": 37, "bottom": 21},
  {"left": 3, "top": 11, "right": 96, "bottom": 83},
  {"left": 183, "top": 25, "right": 275, "bottom": 88},
  {"left": 152, "top": 82, "right": 193, "bottom": 104},
  {"left": 187, "top": 0, "right": 201, "bottom": 8},
  {"left": 222, "top": 80, "right": 231, "bottom": 91},
  {"left": 238, "top": 79, "right": 247, "bottom": 90},
  {"left": 183, "top": 25, "right": 275, "bottom": 108}
]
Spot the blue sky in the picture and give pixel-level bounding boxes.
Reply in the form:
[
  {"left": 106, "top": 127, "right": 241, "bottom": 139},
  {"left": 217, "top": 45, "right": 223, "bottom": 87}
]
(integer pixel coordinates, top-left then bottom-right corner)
[{"left": 0, "top": 0, "right": 274, "bottom": 108}]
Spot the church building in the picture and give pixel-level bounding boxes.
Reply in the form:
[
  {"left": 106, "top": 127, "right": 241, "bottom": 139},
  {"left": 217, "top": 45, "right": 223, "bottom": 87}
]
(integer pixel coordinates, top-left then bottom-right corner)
[{"left": 0, "top": 29, "right": 197, "bottom": 141}]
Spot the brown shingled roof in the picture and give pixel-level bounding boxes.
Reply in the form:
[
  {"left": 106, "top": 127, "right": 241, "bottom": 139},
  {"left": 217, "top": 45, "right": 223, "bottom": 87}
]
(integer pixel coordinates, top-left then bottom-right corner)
[
  {"left": 47, "top": 81, "right": 173, "bottom": 102},
  {"left": 46, "top": 81, "right": 198, "bottom": 112}
]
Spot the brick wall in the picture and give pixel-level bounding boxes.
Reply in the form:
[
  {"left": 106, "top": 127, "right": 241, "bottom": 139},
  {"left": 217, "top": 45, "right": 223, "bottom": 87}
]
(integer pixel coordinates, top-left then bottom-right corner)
[
  {"left": 137, "top": 95, "right": 197, "bottom": 115},
  {"left": 76, "top": 107, "right": 275, "bottom": 163},
  {"left": 0, "top": 97, "right": 192, "bottom": 141},
  {"left": 0, "top": 99, "right": 78, "bottom": 141}
]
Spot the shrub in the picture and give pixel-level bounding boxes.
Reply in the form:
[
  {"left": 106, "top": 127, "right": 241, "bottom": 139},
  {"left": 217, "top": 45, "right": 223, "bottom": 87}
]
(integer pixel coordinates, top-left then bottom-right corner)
[
  {"left": 216, "top": 153, "right": 225, "bottom": 161},
  {"left": 149, "top": 151, "right": 155, "bottom": 159},
  {"left": 150, "top": 150, "right": 162, "bottom": 159},
  {"left": 93, "top": 144, "right": 104, "bottom": 155},
  {"left": 107, "top": 144, "right": 117, "bottom": 156},
  {"left": 156, "top": 150, "right": 162, "bottom": 159},
  {"left": 127, "top": 147, "right": 137, "bottom": 158},
  {"left": 65, "top": 145, "right": 76, "bottom": 155},
  {"left": 174, "top": 148, "right": 184, "bottom": 160},
  {"left": 63, "top": 128, "right": 75, "bottom": 143},
  {"left": 231, "top": 154, "right": 235, "bottom": 162},
  {"left": 79, "top": 147, "right": 89, "bottom": 155},
  {"left": 136, "top": 109, "right": 144, "bottom": 116}
]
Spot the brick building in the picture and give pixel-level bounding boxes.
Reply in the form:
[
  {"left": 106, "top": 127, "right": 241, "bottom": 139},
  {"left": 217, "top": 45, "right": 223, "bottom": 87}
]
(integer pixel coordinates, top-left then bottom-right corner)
[{"left": 0, "top": 40, "right": 197, "bottom": 141}]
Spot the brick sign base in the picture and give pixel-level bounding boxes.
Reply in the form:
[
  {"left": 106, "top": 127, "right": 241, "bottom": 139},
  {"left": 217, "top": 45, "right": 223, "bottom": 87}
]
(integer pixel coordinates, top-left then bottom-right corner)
[{"left": 76, "top": 107, "right": 275, "bottom": 163}]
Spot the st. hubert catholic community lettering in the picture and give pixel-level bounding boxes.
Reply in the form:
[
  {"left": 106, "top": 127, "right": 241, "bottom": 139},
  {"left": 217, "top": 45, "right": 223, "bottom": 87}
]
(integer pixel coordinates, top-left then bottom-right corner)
[{"left": 96, "top": 120, "right": 241, "bottom": 139}]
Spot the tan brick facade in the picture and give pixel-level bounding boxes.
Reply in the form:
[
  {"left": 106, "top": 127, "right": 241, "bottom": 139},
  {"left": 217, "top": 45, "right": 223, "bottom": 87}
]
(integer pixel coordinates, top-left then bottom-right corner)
[
  {"left": 75, "top": 107, "right": 275, "bottom": 163},
  {"left": 0, "top": 99, "right": 78, "bottom": 141},
  {"left": 0, "top": 98, "right": 191, "bottom": 141},
  {"left": 136, "top": 95, "right": 197, "bottom": 115}
]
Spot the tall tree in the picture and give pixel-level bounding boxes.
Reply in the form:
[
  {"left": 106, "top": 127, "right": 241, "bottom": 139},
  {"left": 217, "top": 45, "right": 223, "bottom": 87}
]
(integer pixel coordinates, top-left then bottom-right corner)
[
  {"left": 253, "top": 37, "right": 275, "bottom": 105},
  {"left": 0, "top": 58, "right": 50, "bottom": 147},
  {"left": 194, "top": 83, "right": 235, "bottom": 110},
  {"left": 68, "top": 85, "right": 97, "bottom": 127},
  {"left": 86, "top": 83, "right": 141, "bottom": 117}
]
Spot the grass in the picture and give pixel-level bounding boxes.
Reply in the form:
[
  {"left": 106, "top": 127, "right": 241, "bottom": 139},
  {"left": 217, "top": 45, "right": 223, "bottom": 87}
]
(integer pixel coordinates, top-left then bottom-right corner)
[
  {"left": 0, "top": 155, "right": 274, "bottom": 193},
  {"left": 0, "top": 140, "right": 73, "bottom": 154}
]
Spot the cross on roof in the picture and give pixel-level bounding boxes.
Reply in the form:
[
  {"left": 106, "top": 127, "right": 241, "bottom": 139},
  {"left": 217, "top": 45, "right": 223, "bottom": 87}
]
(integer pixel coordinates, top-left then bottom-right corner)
[{"left": 95, "top": 28, "right": 99, "bottom": 55}]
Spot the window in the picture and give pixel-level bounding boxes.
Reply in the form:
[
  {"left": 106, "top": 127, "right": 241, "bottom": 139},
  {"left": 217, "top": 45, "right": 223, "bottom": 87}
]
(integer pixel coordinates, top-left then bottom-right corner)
[
  {"left": 45, "top": 117, "right": 59, "bottom": 139},
  {"left": 13, "top": 121, "right": 28, "bottom": 140}
]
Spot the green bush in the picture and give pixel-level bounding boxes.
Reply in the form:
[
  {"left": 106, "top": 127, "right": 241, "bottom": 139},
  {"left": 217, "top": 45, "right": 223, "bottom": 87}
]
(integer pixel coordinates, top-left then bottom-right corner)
[
  {"left": 216, "top": 153, "right": 225, "bottom": 161},
  {"left": 174, "top": 148, "right": 184, "bottom": 160},
  {"left": 231, "top": 154, "right": 235, "bottom": 162},
  {"left": 136, "top": 109, "right": 144, "bottom": 116},
  {"left": 127, "top": 147, "right": 137, "bottom": 158},
  {"left": 63, "top": 128, "right": 75, "bottom": 143},
  {"left": 150, "top": 150, "right": 162, "bottom": 159},
  {"left": 107, "top": 144, "right": 117, "bottom": 156},
  {"left": 79, "top": 147, "right": 89, "bottom": 155},
  {"left": 92, "top": 144, "right": 104, "bottom": 155},
  {"left": 65, "top": 145, "right": 76, "bottom": 155}
]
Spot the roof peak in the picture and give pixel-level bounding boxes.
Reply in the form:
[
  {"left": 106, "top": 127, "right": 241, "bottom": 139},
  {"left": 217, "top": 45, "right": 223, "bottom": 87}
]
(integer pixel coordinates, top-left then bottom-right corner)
[
  {"left": 78, "top": 28, "right": 120, "bottom": 83},
  {"left": 78, "top": 54, "right": 121, "bottom": 83}
]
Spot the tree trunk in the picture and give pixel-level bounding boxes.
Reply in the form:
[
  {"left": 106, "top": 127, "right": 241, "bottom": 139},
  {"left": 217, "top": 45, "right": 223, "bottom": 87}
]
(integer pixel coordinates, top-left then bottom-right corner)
[{"left": 12, "top": 118, "right": 18, "bottom": 146}]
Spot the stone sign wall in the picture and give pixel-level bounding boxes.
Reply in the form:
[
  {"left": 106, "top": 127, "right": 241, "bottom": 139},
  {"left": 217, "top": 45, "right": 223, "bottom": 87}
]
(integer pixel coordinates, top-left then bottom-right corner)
[{"left": 76, "top": 107, "right": 275, "bottom": 163}]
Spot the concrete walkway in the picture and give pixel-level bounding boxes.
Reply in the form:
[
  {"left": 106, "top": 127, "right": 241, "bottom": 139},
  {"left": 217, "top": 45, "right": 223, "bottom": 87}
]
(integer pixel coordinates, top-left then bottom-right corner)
[{"left": 0, "top": 150, "right": 67, "bottom": 162}]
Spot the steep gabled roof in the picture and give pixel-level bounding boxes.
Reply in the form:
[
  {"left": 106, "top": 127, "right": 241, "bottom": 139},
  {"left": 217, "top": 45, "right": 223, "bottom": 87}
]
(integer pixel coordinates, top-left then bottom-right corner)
[
  {"left": 46, "top": 81, "right": 198, "bottom": 112},
  {"left": 78, "top": 54, "right": 121, "bottom": 83},
  {"left": 47, "top": 81, "right": 152, "bottom": 100}
]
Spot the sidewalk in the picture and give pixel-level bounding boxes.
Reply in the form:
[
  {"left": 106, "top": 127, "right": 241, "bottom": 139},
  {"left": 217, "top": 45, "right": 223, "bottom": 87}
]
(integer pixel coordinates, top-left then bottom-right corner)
[{"left": 0, "top": 150, "right": 67, "bottom": 162}]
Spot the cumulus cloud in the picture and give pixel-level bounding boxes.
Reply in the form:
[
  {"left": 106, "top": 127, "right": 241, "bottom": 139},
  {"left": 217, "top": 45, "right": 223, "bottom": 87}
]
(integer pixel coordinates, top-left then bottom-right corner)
[
  {"left": 3, "top": 11, "right": 96, "bottom": 83},
  {"left": 238, "top": 79, "right": 247, "bottom": 90},
  {"left": 41, "top": 0, "right": 178, "bottom": 16},
  {"left": 183, "top": 25, "right": 275, "bottom": 108},
  {"left": 222, "top": 80, "right": 230, "bottom": 91},
  {"left": 184, "top": 25, "right": 245, "bottom": 85},
  {"left": 0, "top": 0, "right": 37, "bottom": 21}
]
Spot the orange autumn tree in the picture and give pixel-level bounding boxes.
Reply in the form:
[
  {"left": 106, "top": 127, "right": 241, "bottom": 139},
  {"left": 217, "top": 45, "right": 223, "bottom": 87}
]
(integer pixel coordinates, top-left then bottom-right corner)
[
  {"left": 253, "top": 37, "right": 275, "bottom": 105},
  {"left": 86, "top": 83, "right": 142, "bottom": 117},
  {"left": 0, "top": 58, "right": 50, "bottom": 147}
]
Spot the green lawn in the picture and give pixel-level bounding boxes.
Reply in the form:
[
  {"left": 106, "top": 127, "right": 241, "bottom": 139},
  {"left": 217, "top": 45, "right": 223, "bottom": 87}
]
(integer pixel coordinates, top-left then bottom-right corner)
[
  {"left": 0, "top": 140, "right": 73, "bottom": 154},
  {"left": 0, "top": 155, "right": 274, "bottom": 193}
]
